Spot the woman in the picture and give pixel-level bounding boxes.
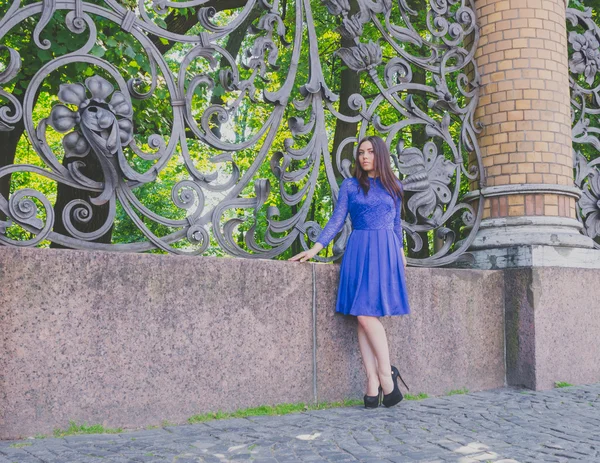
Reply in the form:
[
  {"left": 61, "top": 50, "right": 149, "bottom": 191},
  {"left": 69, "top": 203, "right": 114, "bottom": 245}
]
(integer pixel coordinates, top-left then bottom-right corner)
[{"left": 290, "top": 136, "right": 410, "bottom": 408}]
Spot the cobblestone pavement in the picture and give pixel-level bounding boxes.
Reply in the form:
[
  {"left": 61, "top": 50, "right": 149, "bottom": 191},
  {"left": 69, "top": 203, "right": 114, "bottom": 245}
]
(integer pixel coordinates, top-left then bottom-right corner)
[{"left": 2, "top": 385, "right": 600, "bottom": 463}]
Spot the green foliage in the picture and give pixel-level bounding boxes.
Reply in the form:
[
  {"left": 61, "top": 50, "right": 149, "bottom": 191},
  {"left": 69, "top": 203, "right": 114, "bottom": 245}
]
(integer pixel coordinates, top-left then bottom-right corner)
[
  {"left": 446, "top": 388, "right": 469, "bottom": 396},
  {"left": 404, "top": 392, "right": 429, "bottom": 400},
  {"left": 573, "top": 0, "right": 600, "bottom": 13}
]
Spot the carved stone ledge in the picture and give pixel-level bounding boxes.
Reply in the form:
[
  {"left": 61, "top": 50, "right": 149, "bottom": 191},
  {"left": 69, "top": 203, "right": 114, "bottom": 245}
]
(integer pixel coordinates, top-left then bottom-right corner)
[
  {"left": 468, "top": 216, "right": 593, "bottom": 251},
  {"left": 464, "top": 184, "right": 582, "bottom": 201}
]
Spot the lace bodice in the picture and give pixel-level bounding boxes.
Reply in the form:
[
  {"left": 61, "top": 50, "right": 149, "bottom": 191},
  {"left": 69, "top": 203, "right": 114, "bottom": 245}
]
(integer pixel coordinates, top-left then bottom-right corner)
[{"left": 316, "top": 177, "right": 403, "bottom": 247}]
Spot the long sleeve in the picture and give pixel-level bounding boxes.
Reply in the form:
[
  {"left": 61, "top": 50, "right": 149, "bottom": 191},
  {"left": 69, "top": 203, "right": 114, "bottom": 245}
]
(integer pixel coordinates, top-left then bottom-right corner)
[
  {"left": 316, "top": 179, "right": 351, "bottom": 247},
  {"left": 394, "top": 181, "right": 404, "bottom": 245}
]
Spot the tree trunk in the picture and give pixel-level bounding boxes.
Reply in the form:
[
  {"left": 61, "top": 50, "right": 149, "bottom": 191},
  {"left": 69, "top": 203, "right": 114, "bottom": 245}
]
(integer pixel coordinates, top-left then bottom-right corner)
[
  {"left": 154, "top": 0, "right": 250, "bottom": 55},
  {"left": 210, "top": 6, "right": 261, "bottom": 138},
  {"left": 331, "top": 0, "right": 361, "bottom": 181},
  {"left": 406, "top": 66, "right": 430, "bottom": 259},
  {"left": 50, "top": 153, "right": 113, "bottom": 248},
  {"left": 0, "top": 117, "right": 24, "bottom": 222}
]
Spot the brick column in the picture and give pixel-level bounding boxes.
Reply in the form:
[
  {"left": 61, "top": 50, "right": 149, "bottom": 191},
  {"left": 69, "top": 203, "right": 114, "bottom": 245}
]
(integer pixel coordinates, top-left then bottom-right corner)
[{"left": 469, "top": 0, "right": 596, "bottom": 268}]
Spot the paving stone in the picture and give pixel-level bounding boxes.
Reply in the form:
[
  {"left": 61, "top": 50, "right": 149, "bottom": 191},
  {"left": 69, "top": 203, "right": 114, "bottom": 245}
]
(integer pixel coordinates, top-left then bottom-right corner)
[{"left": 4, "top": 385, "right": 600, "bottom": 462}]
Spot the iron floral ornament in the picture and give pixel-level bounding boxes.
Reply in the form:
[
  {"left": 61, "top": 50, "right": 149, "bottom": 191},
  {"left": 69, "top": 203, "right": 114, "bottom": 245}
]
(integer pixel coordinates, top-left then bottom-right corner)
[
  {"left": 578, "top": 169, "right": 600, "bottom": 239},
  {"left": 569, "top": 30, "right": 600, "bottom": 86},
  {"left": 49, "top": 76, "right": 147, "bottom": 206}
]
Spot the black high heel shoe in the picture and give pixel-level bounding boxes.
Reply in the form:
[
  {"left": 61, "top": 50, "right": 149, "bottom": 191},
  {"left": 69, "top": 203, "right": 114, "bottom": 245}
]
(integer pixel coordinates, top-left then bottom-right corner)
[
  {"left": 364, "top": 386, "right": 382, "bottom": 409},
  {"left": 382, "top": 366, "right": 409, "bottom": 408}
]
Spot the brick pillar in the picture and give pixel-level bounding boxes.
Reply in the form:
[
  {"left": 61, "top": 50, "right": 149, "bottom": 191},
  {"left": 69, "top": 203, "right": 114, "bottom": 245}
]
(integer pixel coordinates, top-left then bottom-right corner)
[{"left": 469, "top": 0, "right": 596, "bottom": 268}]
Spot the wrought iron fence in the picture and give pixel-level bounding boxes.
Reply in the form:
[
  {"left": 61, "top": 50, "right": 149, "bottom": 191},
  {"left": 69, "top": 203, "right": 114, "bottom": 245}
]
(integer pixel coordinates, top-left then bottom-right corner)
[
  {"left": 568, "top": 5, "right": 600, "bottom": 248},
  {"left": 0, "top": 0, "right": 482, "bottom": 266}
]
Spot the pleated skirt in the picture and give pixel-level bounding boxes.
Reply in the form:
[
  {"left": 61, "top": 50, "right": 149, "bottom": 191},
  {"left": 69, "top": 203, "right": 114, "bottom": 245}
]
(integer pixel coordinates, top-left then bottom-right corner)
[{"left": 335, "top": 229, "right": 410, "bottom": 317}]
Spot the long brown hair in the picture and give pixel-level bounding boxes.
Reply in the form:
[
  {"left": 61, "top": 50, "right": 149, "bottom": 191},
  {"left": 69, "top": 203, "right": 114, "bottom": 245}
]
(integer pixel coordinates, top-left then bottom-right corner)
[{"left": 353, "top": 136, "right": 403, "bottom": 202}]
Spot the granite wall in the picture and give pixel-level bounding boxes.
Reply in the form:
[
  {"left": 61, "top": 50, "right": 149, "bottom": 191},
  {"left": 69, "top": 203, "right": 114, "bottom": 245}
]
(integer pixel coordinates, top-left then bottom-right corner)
[{"left": 0, "top": 247, "right": 505, "bottom": 439}]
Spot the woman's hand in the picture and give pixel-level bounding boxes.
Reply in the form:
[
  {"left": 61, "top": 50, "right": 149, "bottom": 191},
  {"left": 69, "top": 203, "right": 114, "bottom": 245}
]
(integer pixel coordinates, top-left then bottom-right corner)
[{"left": 289, "top": 243, "right": 323, "bottom": 262}]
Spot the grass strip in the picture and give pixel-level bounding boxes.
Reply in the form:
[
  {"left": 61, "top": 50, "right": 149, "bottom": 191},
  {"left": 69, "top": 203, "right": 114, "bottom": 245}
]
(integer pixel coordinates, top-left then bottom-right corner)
[
  {"left": 188, "top": 398, "right": 363, "bottom": 424},
  {"left": 53, "top": 421, "right": 123, "bottom": 438},
  {"left": 554, "top": 381, "right": 574, "bottom": 388},
  {"left": 404, "top": 393, "right": 429, "bottom": 400}
]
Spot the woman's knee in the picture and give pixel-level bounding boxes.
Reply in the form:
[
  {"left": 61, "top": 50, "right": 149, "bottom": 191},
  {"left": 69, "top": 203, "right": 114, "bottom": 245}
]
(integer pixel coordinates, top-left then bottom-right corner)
[{"left": 357, "top": 315, "right": 376, "bottom": 328}]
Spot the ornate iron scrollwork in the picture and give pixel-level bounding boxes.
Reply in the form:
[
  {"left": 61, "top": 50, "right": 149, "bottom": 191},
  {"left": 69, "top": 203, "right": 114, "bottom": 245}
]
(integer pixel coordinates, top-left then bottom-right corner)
[
  {"left": 568, "top": 6, "right": 600, "bottom": 246},
  {"left": 0, "top": 0, "right": 482, "bottom": 265}
]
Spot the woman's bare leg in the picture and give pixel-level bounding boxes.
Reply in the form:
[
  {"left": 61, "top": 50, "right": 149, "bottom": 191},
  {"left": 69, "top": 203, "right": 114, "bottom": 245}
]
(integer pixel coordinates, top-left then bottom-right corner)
[
  {"left": 357, "top": 316, "right": 393, "bottom": 394},
  {"left": 357, "top": 323, "right": 380, "bottom": 396}
]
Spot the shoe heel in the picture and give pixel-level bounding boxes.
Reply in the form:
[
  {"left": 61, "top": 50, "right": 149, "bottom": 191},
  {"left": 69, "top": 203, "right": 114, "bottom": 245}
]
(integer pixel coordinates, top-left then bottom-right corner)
[
  {"left": 398, "top": 373, "right": 409, "bottom": 391},
  {"left": 391, "top": 366, "right": 409, "bottom": 391}
]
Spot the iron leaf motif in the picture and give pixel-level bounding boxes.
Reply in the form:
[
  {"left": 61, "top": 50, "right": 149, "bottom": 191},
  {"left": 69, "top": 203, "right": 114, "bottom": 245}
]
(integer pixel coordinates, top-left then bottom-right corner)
[
  {"left": 398, "top": 141, "right": 455, "bottom": 221},
  {"left": 336, "top": 41, "right": 383, "bottom": 72}
]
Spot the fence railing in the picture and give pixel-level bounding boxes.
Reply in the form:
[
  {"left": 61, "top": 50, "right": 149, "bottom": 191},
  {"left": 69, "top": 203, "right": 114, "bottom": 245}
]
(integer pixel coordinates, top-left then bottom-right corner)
[{"left": 0, "top": 0, "right": 482, "bottom": 266}]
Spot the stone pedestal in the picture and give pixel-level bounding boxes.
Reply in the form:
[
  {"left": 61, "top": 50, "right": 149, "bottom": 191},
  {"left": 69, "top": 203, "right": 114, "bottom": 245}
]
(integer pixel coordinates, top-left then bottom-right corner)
[
  {"left": 468, "top": 215, "right": 600, "bottom": 269},
  {"left": 505, "top": 267, "right": 600, "bottom": 390},
  {"left": 470, "top": 245, "right": 600, "bottom": 270}
]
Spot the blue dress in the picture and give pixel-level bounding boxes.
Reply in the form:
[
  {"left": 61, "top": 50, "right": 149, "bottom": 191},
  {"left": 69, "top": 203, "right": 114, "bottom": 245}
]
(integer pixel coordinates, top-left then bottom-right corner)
[{"left": 316, "top": 177, "right": 410, "bottom": 317}]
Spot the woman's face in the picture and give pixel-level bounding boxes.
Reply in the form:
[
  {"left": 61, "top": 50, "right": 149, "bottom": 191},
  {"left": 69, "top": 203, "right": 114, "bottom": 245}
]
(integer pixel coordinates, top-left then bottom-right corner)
[{"left": 358, "top": 141, "right": 376, "bottom": 175}]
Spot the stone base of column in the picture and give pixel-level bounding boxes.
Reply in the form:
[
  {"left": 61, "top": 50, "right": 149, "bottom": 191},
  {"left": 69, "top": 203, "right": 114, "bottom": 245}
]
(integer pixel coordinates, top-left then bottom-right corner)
[
  {"left": 504, "top": 267, "right": 600, "bottom": 390},
  {"left": 468, "top": 245, "right": 600, "bottom": 270},
  {"left": 466, "top": 216, "right": 600, "bottom": 269}
]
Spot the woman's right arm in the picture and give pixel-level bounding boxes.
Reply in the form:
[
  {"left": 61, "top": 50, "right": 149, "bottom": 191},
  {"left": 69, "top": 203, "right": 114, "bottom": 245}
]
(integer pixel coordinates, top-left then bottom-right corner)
[{"left": 289, "top": 179, "right": 351, "bottom": 262}]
